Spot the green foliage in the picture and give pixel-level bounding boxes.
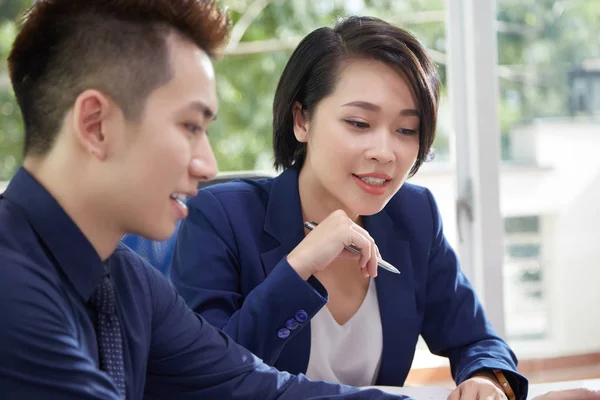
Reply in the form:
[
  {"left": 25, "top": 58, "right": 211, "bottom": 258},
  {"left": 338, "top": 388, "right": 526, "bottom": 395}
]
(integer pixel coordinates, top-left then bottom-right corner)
[
  {"left": 0, "top": 0, "right": 29, "bottom": 22},
  {"left": 0, "top": 9, "right": 24, "bottom": 180},
  {"left": 0, "top": 0, "right": 598, "bottom": 178},
  {"left": 497, "top": 0, "right": 600, "bottom": 132}
]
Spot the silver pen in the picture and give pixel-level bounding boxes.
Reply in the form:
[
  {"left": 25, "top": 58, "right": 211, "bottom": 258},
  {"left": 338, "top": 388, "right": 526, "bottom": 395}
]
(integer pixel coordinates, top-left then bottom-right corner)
[{"left": 303, "top": 221, "right": 401, "bottom": 275}]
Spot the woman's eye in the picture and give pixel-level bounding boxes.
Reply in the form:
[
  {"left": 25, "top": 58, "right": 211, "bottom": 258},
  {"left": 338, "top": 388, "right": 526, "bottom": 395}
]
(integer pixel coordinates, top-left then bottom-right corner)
[
  {"left": 398, "top": 128, "right": 419, "bottom": 136},
  {"left": 345, "top": 120, "right": 370, "bottom": 129}
]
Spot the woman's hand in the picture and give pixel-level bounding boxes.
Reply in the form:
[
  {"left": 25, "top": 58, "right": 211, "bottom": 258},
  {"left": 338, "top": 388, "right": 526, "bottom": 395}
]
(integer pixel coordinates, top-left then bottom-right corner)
[
  {"left": 286, "top": 209, "right": 380, "bottom": 280},
  {"left": 448, "top": 375, "right": 507, "bottom": 400}
]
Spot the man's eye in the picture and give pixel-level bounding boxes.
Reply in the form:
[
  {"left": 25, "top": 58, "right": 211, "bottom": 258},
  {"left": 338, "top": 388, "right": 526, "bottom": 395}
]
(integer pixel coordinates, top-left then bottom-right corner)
[{"left": 185, "top": 123, "right": 203, "bottom": 135}]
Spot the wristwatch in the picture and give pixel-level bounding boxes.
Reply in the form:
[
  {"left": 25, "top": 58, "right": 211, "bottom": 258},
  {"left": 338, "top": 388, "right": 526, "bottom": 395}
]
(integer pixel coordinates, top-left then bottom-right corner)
[{"left": 493, "top": 369, "right": 516, "bottom": 400}]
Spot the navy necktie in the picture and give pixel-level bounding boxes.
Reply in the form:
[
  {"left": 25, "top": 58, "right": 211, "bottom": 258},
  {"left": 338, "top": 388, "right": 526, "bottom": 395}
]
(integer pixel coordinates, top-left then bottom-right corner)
[{"left": 89, "top": 275, "right": 126, "bottom": 398}]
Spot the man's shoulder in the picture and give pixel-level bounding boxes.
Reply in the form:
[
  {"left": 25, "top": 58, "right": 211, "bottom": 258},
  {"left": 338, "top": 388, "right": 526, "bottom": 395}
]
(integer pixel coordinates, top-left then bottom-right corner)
[
  {"left": 0, "top": 211, "right": 66, "bottom": 327},
  {"left": 0, "top": 201, "right": 59, "bottom": 291},
  {"left": 0, "top": 198, "right": 34, "bottom": 246}
]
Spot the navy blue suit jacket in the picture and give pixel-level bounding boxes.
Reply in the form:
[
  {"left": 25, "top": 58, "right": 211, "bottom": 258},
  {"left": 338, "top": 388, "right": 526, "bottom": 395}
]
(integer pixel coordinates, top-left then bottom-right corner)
[{"left": 171, "top": 168, "right": 528, "bottom": 399}]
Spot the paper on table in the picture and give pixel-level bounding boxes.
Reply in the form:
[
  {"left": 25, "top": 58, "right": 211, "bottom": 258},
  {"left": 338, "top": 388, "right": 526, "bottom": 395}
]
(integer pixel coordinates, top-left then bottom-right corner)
[{"left": 363, "top": 385, "right": 453, "bottom": 400}]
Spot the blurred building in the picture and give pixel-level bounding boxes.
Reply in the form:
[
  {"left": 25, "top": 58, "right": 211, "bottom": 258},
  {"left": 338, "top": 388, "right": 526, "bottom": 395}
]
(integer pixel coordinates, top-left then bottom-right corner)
[{"left": 411, "top": 117, "right": 600, "bottom": 365}]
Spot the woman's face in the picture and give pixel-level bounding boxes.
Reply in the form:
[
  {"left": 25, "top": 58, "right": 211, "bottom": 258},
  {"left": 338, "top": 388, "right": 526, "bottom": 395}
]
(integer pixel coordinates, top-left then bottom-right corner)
[{"left": 295, "top": 58, "right": 421, "bottom": 217}]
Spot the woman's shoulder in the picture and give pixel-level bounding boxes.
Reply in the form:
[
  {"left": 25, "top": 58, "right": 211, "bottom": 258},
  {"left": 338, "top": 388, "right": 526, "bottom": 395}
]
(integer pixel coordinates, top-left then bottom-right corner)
[
  {"left": 204, "top": 175, "right": 276, "bottom": 196},
  {"left": 386, "top": 181, "right": 433, "bottom": 211},
  {"left": 381, "top": 183, "right": 441, "bottom": 249},
  {"left": 185, "top": 176, "right": 287, "bottom": 236},
  {"left": 382, "top": 182, "right": 441, "bottom": 234},
  {"left": 189, "top": 175, "right": 276, "bottom": 209}
]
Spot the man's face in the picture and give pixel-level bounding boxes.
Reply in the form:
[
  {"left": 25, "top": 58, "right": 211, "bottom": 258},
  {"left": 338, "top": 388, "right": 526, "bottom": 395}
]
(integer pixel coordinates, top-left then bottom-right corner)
[{"left": 108, "top": 33, "right": 218, "bottom": 241}]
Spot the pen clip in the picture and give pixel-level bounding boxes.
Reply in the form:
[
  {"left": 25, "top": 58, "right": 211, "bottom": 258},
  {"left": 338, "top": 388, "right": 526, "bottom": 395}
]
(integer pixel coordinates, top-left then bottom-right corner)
[{"left": 304, "top": 221, "right": 318, "bottom": 230}]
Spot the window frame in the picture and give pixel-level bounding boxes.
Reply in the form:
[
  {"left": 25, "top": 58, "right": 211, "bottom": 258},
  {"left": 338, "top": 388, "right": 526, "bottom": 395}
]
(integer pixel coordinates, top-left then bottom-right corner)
[{"left": 445, "top": 0, "right": 506, "bottom": 335}]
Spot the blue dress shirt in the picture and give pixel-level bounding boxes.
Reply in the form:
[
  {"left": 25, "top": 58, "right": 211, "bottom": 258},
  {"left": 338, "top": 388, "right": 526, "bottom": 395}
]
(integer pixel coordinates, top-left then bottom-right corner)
[
  {"left": 171, "top": 167, "right": 529, "bottom": 399},
  {"left": 0, "top": 167, "right": 404, "bottom": 400}
]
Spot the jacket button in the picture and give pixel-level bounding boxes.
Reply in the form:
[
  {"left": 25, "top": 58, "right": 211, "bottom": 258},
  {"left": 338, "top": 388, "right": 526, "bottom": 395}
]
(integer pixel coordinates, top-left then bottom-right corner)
[
  {"left": 278, "top": 328, "right": 290, "bottom": 339},
  {"left": 285, "top": 318, "right": 299, "bottom": 330},
  {"left": 295, "top": 309, "right": 308, "bottom": 323}
]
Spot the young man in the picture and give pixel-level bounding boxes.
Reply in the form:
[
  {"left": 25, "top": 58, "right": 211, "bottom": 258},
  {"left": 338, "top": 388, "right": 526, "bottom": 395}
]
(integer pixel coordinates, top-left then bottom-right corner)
[{"left": 0, "top": 1, "right": 403, "bottom": 399}]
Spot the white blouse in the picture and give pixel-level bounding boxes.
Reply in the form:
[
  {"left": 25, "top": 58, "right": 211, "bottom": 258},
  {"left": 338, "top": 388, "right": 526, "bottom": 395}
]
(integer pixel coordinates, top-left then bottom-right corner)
[{"left": 305, "top": 280, "right": 383, "bottom": 387}]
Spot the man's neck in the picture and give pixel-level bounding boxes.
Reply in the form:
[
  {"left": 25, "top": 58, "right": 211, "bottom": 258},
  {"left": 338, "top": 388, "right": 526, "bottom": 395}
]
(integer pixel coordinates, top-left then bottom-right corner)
[{"left": 24, "top": 157, "right": 122, "bottom": 261}]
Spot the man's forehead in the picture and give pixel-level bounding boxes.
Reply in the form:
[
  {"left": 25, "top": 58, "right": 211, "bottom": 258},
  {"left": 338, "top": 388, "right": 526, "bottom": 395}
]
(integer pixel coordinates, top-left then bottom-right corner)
[
  {"left": 166, "top": 30, "right": 213, "bottom": 67},
  {"left": 163, "top": 35, "right": 218, "bottom": 113}
]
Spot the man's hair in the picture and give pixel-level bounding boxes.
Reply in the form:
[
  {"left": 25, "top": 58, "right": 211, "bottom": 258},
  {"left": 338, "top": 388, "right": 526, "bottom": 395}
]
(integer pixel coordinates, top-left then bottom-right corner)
[{"left": 8, "top": 0, "right": 230, "bottom": 157}]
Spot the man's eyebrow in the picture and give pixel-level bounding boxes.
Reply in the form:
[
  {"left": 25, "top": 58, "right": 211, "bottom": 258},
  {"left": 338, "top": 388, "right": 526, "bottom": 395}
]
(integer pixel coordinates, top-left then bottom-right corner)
[
  {"left": 342, "top": 101, "right": 420, "bottom": 117},
  {"left": 187, "top": 100, "right": 217, "bottom": 120}
]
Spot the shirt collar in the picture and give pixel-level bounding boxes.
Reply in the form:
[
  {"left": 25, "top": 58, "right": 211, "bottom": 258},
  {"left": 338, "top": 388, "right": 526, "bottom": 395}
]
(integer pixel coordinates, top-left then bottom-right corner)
[{"left": 3, "top": 167, "right": 107, "bottom": 302}]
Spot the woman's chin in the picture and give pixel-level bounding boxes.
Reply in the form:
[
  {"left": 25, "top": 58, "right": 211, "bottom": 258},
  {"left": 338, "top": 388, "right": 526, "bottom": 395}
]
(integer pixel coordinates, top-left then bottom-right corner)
[{"left": 348, "top": 201, "right": 389, "bottom": 218}]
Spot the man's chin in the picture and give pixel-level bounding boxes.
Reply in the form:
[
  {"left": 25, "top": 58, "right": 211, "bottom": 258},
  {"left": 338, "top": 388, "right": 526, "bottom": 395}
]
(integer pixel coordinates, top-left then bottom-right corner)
[{"left": 136, "top": 223, "right": 178, "bottom": 242}]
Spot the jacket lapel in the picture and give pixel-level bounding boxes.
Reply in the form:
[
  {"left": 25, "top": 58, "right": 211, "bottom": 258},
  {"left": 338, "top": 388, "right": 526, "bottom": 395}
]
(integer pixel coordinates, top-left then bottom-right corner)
[
  {"left": 259, "top": 168, "right": 312, "bottom": 374},
  {"left": 259, "top": 168, "right": 306, "bottom": 276},
  {"left": 364, "top": 210, "right": 421, "bottom": 386}
]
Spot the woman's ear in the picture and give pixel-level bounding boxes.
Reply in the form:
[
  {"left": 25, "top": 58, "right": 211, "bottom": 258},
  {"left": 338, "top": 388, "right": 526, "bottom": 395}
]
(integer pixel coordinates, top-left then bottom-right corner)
[{"left": 292, "top": 101, "right": 309, "bottom": 143}]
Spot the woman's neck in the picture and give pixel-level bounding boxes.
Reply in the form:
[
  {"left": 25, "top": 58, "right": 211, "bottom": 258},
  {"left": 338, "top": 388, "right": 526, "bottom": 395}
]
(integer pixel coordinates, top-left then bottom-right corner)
[{"left": 297, "top": 166, "right": 361, "bottom": 226}]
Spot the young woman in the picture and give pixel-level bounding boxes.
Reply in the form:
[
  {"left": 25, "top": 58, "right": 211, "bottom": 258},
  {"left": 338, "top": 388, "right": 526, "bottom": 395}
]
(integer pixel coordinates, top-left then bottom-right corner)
[{"left": 171, "top": 16, "right": 527, "bottom": 400}]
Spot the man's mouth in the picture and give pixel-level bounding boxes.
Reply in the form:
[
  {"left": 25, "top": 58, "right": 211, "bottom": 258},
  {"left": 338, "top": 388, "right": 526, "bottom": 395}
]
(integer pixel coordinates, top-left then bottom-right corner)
[{"left": 170, "top": 193, "right": 188, "bottom": 208}]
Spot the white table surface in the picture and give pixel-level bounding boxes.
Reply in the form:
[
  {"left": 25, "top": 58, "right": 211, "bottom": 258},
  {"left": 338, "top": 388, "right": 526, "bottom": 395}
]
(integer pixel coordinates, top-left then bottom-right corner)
[
  {"left": 369, "top": 379, "right": 600, "bottom": 399},
  {"left": 527, "top": 379, "right": 600, "bottom": 399}
]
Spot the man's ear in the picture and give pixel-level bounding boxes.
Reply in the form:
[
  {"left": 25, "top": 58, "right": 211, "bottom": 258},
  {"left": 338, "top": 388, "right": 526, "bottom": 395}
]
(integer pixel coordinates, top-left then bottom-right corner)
[
  {"left": 292, "top": 101, "right": 309, "bottom": 143},
  {"left": 71, "top": 89, "right": 113, "bottom": 160}
]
